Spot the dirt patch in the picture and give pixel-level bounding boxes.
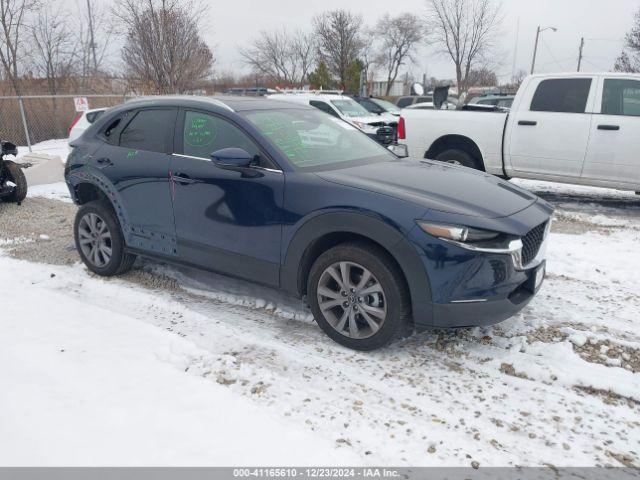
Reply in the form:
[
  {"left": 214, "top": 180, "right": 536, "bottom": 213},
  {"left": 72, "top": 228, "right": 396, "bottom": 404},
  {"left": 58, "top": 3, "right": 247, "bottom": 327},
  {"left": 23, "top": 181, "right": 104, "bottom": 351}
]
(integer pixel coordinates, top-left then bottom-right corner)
[
  {"left": 575, "top": 386, "right": 639, "bottom": 409},
  {"left": 572, "top": 339, "right": 639, "bottom": 374},
  {"left": 551, "top": 212, "right": 615, "bottom": 235},
  {"left": 0, "top": 197, "right": 77, "bottom": 265}
]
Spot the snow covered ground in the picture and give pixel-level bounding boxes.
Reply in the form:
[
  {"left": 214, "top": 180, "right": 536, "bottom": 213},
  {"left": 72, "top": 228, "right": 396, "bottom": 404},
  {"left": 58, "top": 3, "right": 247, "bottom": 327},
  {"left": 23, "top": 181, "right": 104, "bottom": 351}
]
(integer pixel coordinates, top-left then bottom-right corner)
[
  {"left": 1, "top": 179, "right": 639, "bottom": 467},
  {"left": 16, "top": 138, "right": 70, "bottom": 163}
]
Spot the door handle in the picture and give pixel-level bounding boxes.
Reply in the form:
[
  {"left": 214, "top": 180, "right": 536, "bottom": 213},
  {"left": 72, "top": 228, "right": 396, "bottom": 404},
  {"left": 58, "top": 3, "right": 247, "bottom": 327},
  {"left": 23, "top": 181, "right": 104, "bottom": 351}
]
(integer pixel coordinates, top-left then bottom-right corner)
[
  {"left": 518, "top": 120, "right": 537, "bottom": 126},
  {"left": 95, "top": 157, "right": 113, "bottom": 168},
  {"left": 598, "top": 124, "right": 620, "bottom": 131},
  {"left": 172, "top": 173, "right": 197, "bottom": 184}
]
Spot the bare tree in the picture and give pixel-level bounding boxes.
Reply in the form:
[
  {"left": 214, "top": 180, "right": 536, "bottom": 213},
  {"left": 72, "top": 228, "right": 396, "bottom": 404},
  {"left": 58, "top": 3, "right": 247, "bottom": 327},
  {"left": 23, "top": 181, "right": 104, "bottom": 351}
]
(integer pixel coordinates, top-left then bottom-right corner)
[
  {"left": 614, "top": 6, "right": 640, "bottom": 73},
  {"left": 466, "top": 67, "right": 497, "bottom": 87},
  {"left": 0, "top": 0, "right": 39, "bottom": 95},
  {"left": 240, "top": 28, "right": 315, "bottom": 86},
  {"left": 426, "top": 0, "right": 502, "bottom": 93},
  {"left": 30, "top": 4, "right": 75, "bottom": 96},
  {"left": 115, "top": 0, "right": 214, "bottom": 94},
  {"left": 374, "top": 13, "right": 423, "bottom": 96},
  {"left": 313, "top": 9, "right": 364, "bottom": 89}
]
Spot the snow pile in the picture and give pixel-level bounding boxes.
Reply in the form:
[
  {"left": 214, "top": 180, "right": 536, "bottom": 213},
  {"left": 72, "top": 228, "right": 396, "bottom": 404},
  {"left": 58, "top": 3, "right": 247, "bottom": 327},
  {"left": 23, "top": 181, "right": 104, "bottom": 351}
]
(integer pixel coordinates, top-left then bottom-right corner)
[{"left": 0, "top": 256, "right": 359, "bottom": 466}]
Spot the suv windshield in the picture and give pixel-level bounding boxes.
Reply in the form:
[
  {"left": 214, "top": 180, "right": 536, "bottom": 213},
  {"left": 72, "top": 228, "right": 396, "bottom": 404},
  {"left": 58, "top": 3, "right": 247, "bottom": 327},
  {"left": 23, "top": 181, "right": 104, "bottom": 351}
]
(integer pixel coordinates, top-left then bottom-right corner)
[
  {"left": 330, "top": 99, "right": 371, "bottom": 118},
  {"left": 243, "top": 109, "right": 395, "bottom": 171},
  {"left": 371, "top": 98, "right": 400, "bottom": 114}
]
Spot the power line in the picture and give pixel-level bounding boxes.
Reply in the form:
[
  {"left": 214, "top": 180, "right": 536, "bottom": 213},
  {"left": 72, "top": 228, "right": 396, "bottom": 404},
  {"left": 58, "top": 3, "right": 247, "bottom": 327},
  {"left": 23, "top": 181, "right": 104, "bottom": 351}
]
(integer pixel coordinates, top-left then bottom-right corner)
[{"left": 541, "top": 37, "right": 565, "bottom": 70}]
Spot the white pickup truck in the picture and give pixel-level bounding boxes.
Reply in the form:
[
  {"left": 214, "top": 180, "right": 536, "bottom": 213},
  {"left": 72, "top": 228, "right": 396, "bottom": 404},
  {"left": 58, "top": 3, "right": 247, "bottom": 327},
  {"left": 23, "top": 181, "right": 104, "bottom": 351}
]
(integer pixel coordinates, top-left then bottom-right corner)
[{"left": 399, "top": 72, "right": 640, "bottom": 193}]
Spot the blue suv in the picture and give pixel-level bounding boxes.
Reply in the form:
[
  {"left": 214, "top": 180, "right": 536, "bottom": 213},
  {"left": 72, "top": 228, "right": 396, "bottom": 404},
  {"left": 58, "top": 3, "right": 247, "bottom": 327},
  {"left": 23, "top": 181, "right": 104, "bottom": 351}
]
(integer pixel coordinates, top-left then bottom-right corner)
[{"left": 65, "top": 96, "right": 553, "bottom": 350}]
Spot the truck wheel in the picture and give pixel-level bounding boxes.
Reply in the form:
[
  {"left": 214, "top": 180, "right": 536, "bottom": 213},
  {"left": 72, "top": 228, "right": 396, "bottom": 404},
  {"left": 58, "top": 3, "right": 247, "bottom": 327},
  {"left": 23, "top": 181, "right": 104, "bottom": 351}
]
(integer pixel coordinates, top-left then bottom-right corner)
[
  {"left": 307, "top": 242, "right": 412, "bottom": 351},
  {"left": 1, "top": 160, "right": 27, "bottom": 203},
  {"left": 74, "top": 200, "right": 136, "bottom": 276},
  {"left": 435, "top": 149, "right": 480, "bottom": 170}
]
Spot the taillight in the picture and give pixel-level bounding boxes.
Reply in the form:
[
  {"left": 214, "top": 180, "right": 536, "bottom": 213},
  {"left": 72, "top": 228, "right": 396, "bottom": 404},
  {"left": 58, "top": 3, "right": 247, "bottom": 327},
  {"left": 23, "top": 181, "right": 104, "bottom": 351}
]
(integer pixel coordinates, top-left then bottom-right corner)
[
  {"left": 398, "top": 116, "right": 406, "bottom": 140},
  {"left": 69, "top": 113, "right": 82, "bottom": 135}
]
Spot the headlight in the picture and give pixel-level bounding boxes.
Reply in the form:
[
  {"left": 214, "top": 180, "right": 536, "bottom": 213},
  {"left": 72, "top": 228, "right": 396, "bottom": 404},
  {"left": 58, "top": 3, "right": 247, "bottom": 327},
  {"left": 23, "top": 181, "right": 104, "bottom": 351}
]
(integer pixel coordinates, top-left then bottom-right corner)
[
  {"left": 352, "top": 121, "right": 376, "bottom": 133},
  {"left": 417, "top": 221, "right": 525, "bottom": 268},
  {"left": 416, "top": 222, "right": 501, "bottom": 243}
]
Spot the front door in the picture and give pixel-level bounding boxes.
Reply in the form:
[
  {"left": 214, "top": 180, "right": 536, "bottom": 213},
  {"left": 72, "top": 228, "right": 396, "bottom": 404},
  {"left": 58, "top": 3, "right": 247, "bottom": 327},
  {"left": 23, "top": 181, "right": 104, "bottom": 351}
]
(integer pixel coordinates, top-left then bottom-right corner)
[
  {"left": 507, "top": 77, "right": 595, "bottom": 178},
  {"left": 91, "top": 107, "right": 178, "bottom": 255},
  {"left": 169, "top": 110, "right": 285, "bottom": 286},
  {"left": 582, "top": 77, "right": 640, "bottom": 187}
]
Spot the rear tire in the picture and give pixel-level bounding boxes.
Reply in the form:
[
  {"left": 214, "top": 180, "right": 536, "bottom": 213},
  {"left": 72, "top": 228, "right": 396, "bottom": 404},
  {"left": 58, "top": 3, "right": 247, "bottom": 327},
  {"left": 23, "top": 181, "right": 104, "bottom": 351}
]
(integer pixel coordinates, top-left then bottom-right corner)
[
  {"left": 1, "top": 160, "right": 27, "bottom": 203},
  {"left": 435, "top": 149, "right": 480, "bottom": 170},
  {"left": 307, "top": 242, "right": 412, "bottom": 351},
  {"left": 74, "top": 200, "right": 136, "bottom": 276}
]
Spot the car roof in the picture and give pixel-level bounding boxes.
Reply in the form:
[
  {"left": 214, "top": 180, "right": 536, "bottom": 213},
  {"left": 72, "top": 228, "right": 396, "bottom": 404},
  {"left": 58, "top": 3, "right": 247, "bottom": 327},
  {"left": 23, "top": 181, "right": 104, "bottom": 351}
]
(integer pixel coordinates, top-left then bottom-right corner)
[
  {"left": 529, "top": 71, "right": 640, "bottom": 80},
  {"left": 116, "top": 95, "right": 310, "bottom": 113},
  {"left": 268, "top": 93, "right": 349, "bottom": 102}
]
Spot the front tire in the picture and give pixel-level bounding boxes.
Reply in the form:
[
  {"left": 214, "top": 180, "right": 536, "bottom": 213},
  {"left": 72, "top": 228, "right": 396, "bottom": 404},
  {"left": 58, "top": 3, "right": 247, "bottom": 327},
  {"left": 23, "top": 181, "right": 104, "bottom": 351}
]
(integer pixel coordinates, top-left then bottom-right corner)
[
  {"left": 307, "top": 242, "right": 412, "bottom": 351},
  {"left": 74, "top": 201, "right": 136, "bottom": 276},
  {"left": 435, "top": 149, "right": 480, "bottom": 170},
  {"left": 1, "top": 160, "right": 27, "bottom": 203}
]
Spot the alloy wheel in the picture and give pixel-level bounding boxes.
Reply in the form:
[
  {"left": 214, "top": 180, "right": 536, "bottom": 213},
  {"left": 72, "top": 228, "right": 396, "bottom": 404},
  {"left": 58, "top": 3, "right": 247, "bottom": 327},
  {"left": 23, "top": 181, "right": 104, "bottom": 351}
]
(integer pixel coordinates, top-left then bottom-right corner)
[
  {"left": 316, "top": 261, "right": 387, "bottom": 339},
  {"left": 78, "top": 212, "right": 113, "bottom": 268}
]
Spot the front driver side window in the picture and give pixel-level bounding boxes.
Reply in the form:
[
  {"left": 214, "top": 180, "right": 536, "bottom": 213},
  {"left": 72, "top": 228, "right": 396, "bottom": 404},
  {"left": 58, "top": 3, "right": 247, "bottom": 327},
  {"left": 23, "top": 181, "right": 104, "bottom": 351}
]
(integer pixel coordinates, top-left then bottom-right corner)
[{"left": 182, "top": 111, "right": 262, "bottom": 160}]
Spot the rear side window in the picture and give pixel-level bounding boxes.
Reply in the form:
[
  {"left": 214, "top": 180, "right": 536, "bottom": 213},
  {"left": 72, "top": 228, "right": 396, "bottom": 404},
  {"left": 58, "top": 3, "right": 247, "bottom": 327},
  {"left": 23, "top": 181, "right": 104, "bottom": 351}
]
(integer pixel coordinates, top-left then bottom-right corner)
[
  {"left": 601, "top": 79, "right": 640, "bottom": 116},
  {"left": 119, "top": 109, "right": 176, "bottom": 153},
  {"left": 530, "top": 78, "right": 592, "bottom": 113},
  {"left": 396, "top": 97, "right": 414, "bottom": 108},
  {"left": 417, "top": 96, "right": 433, "bottom": 104}
]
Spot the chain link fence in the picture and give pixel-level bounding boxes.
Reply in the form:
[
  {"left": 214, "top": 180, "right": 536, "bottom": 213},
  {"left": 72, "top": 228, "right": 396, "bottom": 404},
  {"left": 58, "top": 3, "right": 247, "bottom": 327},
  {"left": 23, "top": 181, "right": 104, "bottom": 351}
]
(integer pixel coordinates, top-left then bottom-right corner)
[{"left": 0, "top": 95, "right": 133, "bottom": 149}]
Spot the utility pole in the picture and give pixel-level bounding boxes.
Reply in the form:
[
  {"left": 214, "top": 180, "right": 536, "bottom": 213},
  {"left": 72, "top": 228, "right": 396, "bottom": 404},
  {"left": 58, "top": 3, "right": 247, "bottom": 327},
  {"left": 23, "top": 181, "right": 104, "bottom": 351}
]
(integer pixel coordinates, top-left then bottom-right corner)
[
  {"left": 87, "top": 0, "right": 98, "bottom": 74},
  {"left": 577, "top": 37, "right": 585, "bottom": 72},
  {"left": 531, "top": 26, "right": 558, "bottom": 74}
]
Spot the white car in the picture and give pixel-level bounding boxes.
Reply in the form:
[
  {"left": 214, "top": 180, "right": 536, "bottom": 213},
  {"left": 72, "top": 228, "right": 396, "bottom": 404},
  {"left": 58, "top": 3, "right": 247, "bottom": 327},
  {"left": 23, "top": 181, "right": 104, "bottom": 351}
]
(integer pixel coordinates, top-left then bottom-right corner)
[
  {"left": 399, "top": 72, "right": 640, "bottom": 193},
  {"left": 404, "top": 100, "right": 457, "bottom": 110},
  {"left": 68, "top": 108, "right": 106, "bottom": 143},
  {"left": 267, "top": 93, "right": 398, "bottom": 144}
]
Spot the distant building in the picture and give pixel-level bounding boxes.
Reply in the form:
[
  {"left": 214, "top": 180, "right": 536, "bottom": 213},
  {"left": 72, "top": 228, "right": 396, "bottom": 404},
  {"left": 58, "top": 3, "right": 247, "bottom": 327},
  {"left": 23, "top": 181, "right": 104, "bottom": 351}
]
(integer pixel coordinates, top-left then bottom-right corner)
[{"left": 368, "top": 79, "right": 406, "bottom": 97}]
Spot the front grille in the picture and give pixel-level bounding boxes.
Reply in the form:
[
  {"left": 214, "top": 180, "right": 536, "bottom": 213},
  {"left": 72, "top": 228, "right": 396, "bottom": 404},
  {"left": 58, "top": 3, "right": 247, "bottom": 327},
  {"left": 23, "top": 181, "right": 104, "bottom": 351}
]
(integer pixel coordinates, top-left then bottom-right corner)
[
  {"left": 521, "top": 221, "right": 548, "bottom": 266},
  {"left": 375, "top": 126, "right": 396, "bottom": 144}
]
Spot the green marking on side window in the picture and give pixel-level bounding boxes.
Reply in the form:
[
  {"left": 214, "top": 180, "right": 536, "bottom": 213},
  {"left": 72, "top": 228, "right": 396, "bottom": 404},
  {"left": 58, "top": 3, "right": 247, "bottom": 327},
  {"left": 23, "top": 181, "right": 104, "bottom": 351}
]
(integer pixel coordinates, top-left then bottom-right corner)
[{"left": 184, "top": 114, "right": 217, "bottom": 148}]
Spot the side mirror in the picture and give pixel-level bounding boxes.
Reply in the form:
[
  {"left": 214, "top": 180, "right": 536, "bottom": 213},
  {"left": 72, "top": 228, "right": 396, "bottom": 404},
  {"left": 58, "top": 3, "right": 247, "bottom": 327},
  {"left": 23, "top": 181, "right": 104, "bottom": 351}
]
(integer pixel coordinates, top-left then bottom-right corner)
[
  {"left": 211, "top": 148, "right": 253, "bottom": 170},
  {"left": 388, "top": 144, "right": 408, "bottom": 158}
]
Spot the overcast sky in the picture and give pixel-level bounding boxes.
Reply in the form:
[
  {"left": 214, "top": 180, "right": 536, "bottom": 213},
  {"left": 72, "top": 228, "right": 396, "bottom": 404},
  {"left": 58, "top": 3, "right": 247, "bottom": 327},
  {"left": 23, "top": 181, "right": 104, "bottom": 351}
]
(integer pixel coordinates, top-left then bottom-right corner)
[{"left": 86, "top": 0, "right": 638, "bottom": 81}]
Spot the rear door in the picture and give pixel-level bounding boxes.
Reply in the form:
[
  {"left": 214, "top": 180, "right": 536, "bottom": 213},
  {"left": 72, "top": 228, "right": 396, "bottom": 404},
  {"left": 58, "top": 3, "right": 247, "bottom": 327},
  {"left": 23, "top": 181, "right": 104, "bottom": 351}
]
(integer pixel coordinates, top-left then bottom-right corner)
[
  {"left": 91, "top": 108, "right": 178, "bottom": 255},
  {"left": 582, "top": 77, "right": 640, "bottom": 187},
  {"left": 507, "top": 77, "right": 596, "bottom": 178}
]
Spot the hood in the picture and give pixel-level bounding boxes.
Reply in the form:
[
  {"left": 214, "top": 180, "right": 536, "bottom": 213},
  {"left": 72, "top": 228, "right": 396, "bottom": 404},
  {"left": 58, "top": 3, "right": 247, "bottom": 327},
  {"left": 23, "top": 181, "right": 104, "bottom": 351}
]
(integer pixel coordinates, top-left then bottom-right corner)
[
  {"left": 350, "top": 115, "right": 397, "bottom": 127},
  {"left": 316, "top": 160, "right": 538, "bottom": 219}
]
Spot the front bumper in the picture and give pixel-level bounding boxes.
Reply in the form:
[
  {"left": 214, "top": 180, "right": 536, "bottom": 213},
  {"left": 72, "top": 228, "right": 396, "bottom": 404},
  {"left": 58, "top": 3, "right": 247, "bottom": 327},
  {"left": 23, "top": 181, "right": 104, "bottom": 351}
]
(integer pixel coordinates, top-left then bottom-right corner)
[
  {"left": 407, "top": 206, "right": 552, "bottom": 330},
  {"left": 426, "top": 261, "right": 545, "bottom": 329}
]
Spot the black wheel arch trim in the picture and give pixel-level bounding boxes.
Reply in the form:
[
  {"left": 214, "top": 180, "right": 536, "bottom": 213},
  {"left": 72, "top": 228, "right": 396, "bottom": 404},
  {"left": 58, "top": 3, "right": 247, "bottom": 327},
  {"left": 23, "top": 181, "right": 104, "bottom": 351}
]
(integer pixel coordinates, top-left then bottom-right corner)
[
  {"left": 426, "top": 134, "right": 485, "bottom": 170},
  {"left": 281, "top": 210, "right": 434, "bottom": 326}
]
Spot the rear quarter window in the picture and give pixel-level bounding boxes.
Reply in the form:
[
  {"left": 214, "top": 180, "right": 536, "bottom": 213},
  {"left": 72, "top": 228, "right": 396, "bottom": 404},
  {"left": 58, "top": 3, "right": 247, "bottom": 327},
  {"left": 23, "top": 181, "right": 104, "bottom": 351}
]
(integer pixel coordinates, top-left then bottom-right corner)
[
  {"left": 530, "top": 78, "right": 592, "bottom": 113},
  {"left": 396, "top": 97, "right": 414, "bottom": 108},
  {"left": 85, "top": 110, "right": 105, "bottom": 123}
]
